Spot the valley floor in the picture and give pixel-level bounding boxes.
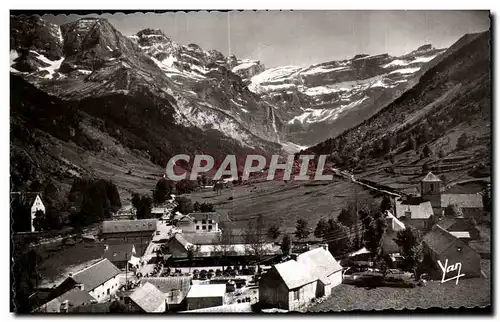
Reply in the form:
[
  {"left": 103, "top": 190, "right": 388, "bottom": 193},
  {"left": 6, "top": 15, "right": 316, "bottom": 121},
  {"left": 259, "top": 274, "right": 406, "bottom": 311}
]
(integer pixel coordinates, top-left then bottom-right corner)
[{"left": 185, "top": 178, "right": 374, "bottom": 233}]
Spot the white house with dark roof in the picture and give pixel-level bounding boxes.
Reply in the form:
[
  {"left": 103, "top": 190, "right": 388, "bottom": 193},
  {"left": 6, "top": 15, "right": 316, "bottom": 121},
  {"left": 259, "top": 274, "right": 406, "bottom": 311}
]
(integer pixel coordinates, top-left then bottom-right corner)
[
  {"left": 53, "top": 258, "right": 122, "bottom": 303},
  {"left": 175, "top": 212, "right": 221, "bottom": 233}
]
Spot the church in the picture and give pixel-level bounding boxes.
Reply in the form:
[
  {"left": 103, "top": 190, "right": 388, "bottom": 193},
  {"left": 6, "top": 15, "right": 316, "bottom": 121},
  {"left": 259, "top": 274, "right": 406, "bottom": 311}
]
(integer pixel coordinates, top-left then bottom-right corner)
[
  {"left": 420, "top": 172, "right": 484, "bottom": 220},
  {"left": 395, "top": 172, "right": 484, "bottom": 230}
]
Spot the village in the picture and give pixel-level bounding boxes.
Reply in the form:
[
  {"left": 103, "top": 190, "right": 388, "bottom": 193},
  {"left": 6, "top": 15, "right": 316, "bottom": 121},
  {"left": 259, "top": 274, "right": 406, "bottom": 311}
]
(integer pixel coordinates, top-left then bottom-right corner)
[{"left": 17, "top": 168, "right": 490, "bottom": 313}]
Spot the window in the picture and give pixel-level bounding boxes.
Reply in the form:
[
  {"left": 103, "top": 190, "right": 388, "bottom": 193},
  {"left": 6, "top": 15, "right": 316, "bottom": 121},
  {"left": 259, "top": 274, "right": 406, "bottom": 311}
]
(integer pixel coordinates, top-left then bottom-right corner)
[
  {"left": 208, "top": 225, "right": 213, "bottom": 231},
  {"left": 194, "top": 220, "right": 198, "bottom": 224},
  {"left": 208, "top": 219, "right": 212, "bottom": 224},
  {"left": 202, "top": 225, "right": 206, "bottom": 230},
  {"left": 293, "top": 290, "right": 300, "bottom": 301},
  {"left": 196, "top": 226, "right": 200, "bottom": 230},
  {"left": 202, "top": 219, "right": 207, "bottom": 224},
  {"left": 107, "top": 288, "right": 110, "bottom": 295}
]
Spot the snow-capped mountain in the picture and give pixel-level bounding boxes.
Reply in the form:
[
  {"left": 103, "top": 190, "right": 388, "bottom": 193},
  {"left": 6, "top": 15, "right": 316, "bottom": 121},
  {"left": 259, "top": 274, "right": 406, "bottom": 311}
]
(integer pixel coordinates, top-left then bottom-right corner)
[
  {"left": 248, "top": 45, "right": 446, "bottom": 145},
  {"left": 10, "top": 13, "right": 448, "bottom": 189},
  {"left": 10, "top": 16, "right": 284, "bottom": 157},
  {"left": 10, "top": 15, "right": 292, "bottom": 192}
]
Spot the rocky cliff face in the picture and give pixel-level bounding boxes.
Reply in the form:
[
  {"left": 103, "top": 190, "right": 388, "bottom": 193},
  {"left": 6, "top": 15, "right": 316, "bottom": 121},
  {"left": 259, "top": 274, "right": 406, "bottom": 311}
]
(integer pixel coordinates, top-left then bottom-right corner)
[
  {"left": 307, "top": 31, "right": 491, "bottom": 177},
  {"left": 10, "top": 15, "right": 284, "bottom": 191},
  {"left": 249, "top": 46, "right": 445, "bottom": 146}
]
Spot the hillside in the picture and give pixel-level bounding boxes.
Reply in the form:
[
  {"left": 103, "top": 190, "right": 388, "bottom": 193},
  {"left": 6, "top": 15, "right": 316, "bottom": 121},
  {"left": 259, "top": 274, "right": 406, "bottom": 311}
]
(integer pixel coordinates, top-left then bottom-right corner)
[
  {"left": 10, "top": 15, "right": 283, "bottom": 194},
  {"left": 306, "top": 31, "right": 491, "bottom": 188}
]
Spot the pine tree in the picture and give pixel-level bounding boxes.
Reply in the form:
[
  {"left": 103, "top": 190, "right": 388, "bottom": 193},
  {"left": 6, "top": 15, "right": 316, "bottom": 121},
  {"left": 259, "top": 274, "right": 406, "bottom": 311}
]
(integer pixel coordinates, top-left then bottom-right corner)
[
  {"left": 314, "top": 218, "right": 329, "bottom": 239},
  {"left": 295, "top": 218, "right": 311, "bottom": 241}
]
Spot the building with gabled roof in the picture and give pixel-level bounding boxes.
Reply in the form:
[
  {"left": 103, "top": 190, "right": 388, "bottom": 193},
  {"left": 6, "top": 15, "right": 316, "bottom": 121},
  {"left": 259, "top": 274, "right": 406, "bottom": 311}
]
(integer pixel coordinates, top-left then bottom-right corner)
[
  {"left": 24, "top": 193, "right": 45, "bottom": 232},
  {"left": 419, "top": 172, "right": 485, "bottom": 220},
  {"left": 53, "top": 258, "right": 122, "bottom": 303},
  {"left": 175, "top": 212, "right": 221, "bottom": 233},
  {"left": 102, "top": 219, "right": 157, "bottom": 235},
  {"left": 103, "top": 244, "right": 136, "bottom": 270},
  {"left": 127, "top": 282, "right": 166, "bottom": 313},
  {"left": 422, "top": 225, "right": 481, "bottom": 278},
  {"left": 35, "top": 287, "right": 95, "bottom": 313},
  {"left": 141, "top": 276, "right": 192, "bottom": 311},
  {"left": 395, "top": 198, "right": 433, "bottom": 231},
  {"left": 186, "top": 284, "right": 226, "bottom": 311},
  {"left": 259, "top": 259, "right": 318, "bottom": 311},
  {"left": 296, "top": 247, "right": 343, "bottom": 297},
  {"left": 437, "top": 216, "right": 479, "bottom": 240}
]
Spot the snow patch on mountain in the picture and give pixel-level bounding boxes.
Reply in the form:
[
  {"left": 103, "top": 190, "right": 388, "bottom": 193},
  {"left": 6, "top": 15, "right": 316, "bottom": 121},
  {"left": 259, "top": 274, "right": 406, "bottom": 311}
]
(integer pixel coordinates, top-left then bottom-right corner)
[
  {"left": 389, "top": 67, "right": 421, "bottom": 75},
  {"left": 302, "top": 65, "right": 347, "bottom": 75},
  {"left": 30, "top": 50, "right": 64, "bottom": 79}
]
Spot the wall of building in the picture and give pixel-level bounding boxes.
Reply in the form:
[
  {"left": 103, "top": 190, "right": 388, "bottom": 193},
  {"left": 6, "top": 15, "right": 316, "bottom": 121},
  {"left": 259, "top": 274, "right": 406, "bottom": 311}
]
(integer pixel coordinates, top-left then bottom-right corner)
[
  {"left": 168, "top": 239, "right": 189, "bottom": 259},
  {"left": 186, "top": 296, "right": 223, "bottom": 311},
  {"left": 440, "top": 241, "right": 482, "bottom": 278},
  {"left": 327, "top": 271, "right": 343, "bottom": 290},
  {"left": 88, "top": 275, "right": 121, "bottom": 303},
  {"left": 404, "top": 218, "right": 428, "bottom": 230},
  {"left": 31, "top": 196, "right": 46, "bottom": 232},
  {"left": 287, "top": 282, "right": 316, "bottom": 311},
  {"left": 258, "top": 268, "right": 290, "bottom": 310}
]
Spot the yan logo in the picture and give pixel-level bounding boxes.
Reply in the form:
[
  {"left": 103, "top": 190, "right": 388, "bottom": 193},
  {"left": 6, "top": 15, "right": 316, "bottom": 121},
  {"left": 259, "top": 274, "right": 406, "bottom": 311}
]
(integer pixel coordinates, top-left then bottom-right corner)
[{"left": 437, "top": 259, "right": 465, "bottom": 285}]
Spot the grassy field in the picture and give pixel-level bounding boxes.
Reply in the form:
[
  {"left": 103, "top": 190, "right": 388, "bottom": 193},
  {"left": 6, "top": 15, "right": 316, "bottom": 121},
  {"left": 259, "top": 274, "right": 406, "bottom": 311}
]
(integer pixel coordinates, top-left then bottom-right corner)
[
  {"left": 309, "top": 260, "right": 491, "bottom": 312},
  {"left": 36, "top": 241, "right": 105, "bottom": 287},
  {"left": 185, "top": 178, "right": 376, "bottom": 234}
]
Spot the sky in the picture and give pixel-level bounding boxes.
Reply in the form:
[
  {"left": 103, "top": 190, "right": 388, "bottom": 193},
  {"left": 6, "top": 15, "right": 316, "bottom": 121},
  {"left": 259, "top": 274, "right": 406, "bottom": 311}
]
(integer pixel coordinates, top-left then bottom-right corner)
[{"left": 43, "top": 11, "right": 490, "bottom": 67}]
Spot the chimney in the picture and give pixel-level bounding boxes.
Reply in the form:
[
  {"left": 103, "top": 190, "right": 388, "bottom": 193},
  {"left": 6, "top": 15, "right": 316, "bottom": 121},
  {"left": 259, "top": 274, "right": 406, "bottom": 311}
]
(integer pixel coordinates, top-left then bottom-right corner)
[
  {"left": 76, "top": 283, "right": 84, "bottom": 291},
  {"left": 320, "top": 244, "right": 329, "bottom": 252},
  {"left": 104, "top": 244, "right": 109, "bottom": 251},
  {"left": 68, "top": 273, "right": 73, "bottom": 278}
]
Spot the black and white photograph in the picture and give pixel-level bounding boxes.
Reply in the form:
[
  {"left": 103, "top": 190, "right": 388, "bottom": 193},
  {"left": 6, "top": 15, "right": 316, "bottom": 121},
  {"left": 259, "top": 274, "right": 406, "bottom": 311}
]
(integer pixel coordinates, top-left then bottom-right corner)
[{"left": 9, "top": 9, "right": 492, "bottom": 314}]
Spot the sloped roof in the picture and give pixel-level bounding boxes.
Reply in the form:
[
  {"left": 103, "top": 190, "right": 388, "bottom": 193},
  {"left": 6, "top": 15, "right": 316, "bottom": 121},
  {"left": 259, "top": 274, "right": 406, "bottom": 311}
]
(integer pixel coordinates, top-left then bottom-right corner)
[
  {"left": 189, "top": 212, "right": 220, "bottom": 222},
  {"left": 182, "top": 303, "right": 253, "bottom": 313},
  {"left": 129, "top": 282, "right": 165, "bottom": 313},
  {"left": 141, "top": 276, "right": 191, "bottom": 296},
  {"left": 437, "top": 217, "right": 474, "bottom": 230},
  {"left": 68, "top": 302, "right": 112, "bottom": 313},
  {"left": 70, "top": 259, "right": 121, "bottom": 291},
  {"left": 25, "top": 194, "right": 44, "bottom": 207},
  {"left": 58, "top": 288, "right": 95, "bottom": 306},
  {"left": 422, "top": 172, "right": 441, "bottom": 182},
  {"left": 182, "top": 232, "right": 222, "bottom": 245},
  {"left": 103, "top": 244, "right": 136, "bottom": 262},
  {"left": 386, "top": 211, "right": 406, "bottom": 231},
  {"left": 171, "top": 233, "right": 193, "bottom": 249},
  {"left": 395, "top": 200, "right": 433, "bottom": 219},
  {"left": 274, "top": 260, "right": 317, "bottom": 290},
  {"left": 441, "top": 194, "right": 483, "bottom": 209},
  {"left": 186, "top": 284, "right": 226, "bottom": 298},
  {"left": 450, "top": 231, "right": 471, "bottom": 239},
  {"left": 42, "top": 288, "right": 94, "bottom": 312},
  {"left": 423, "top": 225, "right": 462, "bottom": 255},
  {"left": 102, "top": 219, "right": 157, "bottom": 234},
  {"left": 296, "top": 248, "right": 342, "bottom": 281}
]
